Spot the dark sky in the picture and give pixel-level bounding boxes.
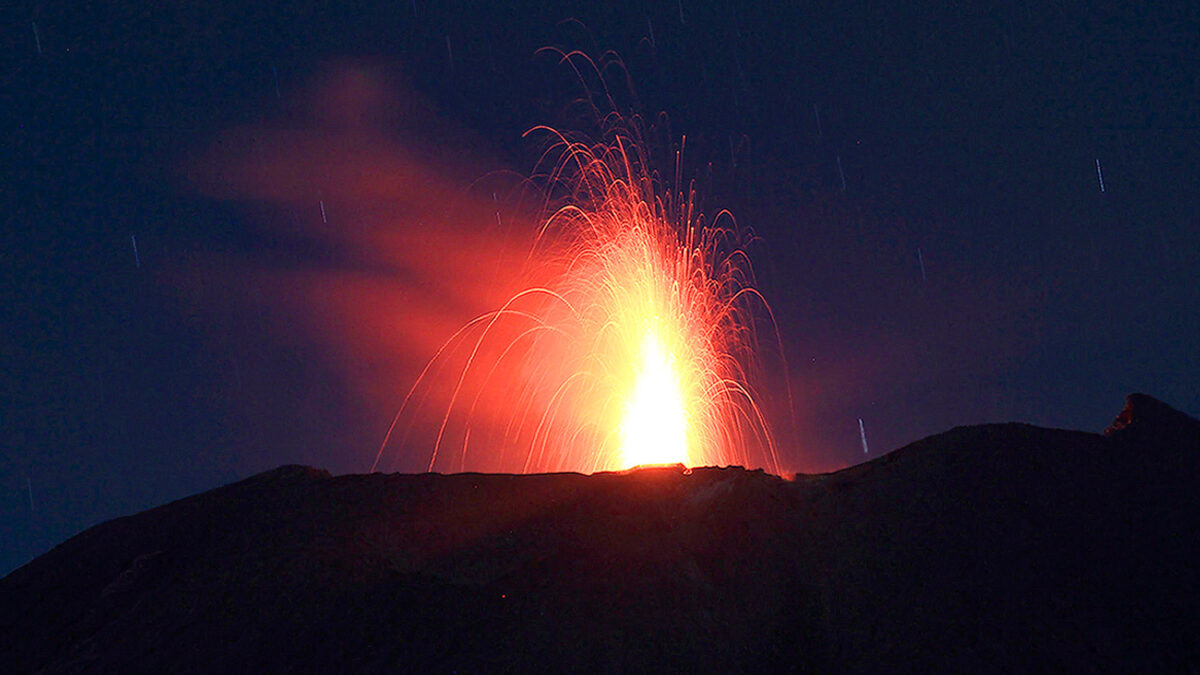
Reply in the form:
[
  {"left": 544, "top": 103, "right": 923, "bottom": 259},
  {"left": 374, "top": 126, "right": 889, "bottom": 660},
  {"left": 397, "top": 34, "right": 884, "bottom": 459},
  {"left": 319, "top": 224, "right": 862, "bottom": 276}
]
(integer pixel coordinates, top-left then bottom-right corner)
[{"left": 4, "top": 1, "right": 1198, "bottom": 574}]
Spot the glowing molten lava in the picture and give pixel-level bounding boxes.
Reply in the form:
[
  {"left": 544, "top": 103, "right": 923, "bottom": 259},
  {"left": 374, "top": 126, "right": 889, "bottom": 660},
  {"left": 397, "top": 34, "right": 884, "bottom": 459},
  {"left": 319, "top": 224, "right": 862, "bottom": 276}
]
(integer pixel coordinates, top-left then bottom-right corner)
[
  {"left": 620, "top": 327, "right": 691, "bottom": 468},
  {"left": 373, "top": 115, "right": 785, "bottom": 476}
]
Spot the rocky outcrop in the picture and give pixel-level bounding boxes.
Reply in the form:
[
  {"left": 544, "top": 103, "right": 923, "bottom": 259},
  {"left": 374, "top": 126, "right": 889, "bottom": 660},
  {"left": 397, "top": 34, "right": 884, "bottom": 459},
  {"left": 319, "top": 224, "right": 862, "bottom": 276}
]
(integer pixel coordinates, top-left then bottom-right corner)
[{"left": 1105, "top": 392, "right": 1200, "bottom": 450}]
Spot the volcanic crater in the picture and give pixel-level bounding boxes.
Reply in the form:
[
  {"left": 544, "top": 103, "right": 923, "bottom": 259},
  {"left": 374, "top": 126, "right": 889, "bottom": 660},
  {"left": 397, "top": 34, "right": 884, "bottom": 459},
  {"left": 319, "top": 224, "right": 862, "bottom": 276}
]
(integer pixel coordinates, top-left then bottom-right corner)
[{"left": 2, "top": 394, "right": 1197, "bottom": 672}]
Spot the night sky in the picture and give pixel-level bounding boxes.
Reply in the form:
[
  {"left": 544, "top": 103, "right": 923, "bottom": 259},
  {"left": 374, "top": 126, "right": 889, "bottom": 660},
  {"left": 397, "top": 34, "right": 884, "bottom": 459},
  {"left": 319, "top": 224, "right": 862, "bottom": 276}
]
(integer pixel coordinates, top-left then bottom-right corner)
[{"left": 4, "top": 1, "right": 1198, "bottom": 575}]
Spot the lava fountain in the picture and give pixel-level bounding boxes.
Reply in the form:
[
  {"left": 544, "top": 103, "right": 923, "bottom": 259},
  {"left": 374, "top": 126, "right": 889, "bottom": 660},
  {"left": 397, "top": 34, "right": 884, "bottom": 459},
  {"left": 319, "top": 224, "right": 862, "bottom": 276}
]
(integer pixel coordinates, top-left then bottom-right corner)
[{"left": 373, "top": 116, "right": 784, "bottom": 475}]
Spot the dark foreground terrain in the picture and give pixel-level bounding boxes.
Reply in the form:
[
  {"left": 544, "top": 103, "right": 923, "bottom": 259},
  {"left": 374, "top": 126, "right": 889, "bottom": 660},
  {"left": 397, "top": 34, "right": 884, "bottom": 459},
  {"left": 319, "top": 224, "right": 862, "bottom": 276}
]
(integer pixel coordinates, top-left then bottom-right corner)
[{"left": 3, "top": 394, "right": 1197, "bottom": 672}]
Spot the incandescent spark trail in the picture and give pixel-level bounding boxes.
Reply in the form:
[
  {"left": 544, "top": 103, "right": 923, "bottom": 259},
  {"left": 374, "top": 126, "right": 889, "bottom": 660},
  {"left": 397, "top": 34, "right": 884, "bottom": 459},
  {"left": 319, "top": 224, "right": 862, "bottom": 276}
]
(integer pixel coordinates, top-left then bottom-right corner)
[{"left": 375, "top": 109, "right": 786, "bottom": 476}]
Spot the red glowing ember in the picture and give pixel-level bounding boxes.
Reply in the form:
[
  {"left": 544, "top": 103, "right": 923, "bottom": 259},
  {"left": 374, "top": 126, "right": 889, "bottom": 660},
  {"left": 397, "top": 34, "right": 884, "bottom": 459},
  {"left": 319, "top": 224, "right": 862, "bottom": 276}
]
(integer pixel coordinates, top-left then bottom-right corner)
[{"left": 374, "top": 115, "right": 784, "bottom": 475}]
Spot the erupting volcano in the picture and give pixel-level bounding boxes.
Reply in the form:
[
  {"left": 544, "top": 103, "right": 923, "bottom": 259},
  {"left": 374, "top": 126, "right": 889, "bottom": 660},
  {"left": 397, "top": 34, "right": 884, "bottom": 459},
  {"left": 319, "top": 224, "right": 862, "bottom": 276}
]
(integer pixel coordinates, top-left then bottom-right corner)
[{"left": 373, "top": 116, "right": 784, "bottom": 476}]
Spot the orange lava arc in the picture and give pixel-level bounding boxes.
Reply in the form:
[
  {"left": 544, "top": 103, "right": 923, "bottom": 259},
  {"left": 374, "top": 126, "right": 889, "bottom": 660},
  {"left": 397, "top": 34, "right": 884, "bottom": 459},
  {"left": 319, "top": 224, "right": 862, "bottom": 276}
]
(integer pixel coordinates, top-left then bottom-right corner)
[{"left": 373, "top": 120, "right": 783, "bottom": 475}]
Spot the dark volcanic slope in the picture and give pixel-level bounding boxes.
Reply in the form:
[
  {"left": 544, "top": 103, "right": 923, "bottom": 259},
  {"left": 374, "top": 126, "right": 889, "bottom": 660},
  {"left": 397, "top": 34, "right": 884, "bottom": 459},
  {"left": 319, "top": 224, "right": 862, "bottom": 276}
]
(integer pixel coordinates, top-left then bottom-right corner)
[{"left": 3, "top": 394, "right": 1197, "bottom": 673}]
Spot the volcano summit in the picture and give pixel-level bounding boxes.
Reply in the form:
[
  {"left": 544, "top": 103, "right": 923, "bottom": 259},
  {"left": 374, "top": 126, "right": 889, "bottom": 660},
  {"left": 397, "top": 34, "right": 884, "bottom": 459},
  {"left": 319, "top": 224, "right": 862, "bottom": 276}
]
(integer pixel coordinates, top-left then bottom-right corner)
[{"left": 2, "top": 394, "right": 1197, "bottom": 672}]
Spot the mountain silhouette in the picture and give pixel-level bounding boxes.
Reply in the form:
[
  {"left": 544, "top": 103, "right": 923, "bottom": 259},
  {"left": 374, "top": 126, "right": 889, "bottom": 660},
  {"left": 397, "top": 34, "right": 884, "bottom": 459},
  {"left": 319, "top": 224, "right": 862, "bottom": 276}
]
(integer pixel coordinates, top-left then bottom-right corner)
[{"left": 3, "top": 394, "right": 1197, "bottom": 672}]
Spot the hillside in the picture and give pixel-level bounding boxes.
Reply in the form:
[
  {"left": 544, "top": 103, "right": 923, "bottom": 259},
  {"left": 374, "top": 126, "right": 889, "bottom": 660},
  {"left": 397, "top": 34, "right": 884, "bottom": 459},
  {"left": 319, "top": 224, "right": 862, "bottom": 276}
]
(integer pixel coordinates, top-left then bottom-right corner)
[{"left": 2, "top": 394, "right": 1196, "bottom": 672}]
